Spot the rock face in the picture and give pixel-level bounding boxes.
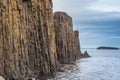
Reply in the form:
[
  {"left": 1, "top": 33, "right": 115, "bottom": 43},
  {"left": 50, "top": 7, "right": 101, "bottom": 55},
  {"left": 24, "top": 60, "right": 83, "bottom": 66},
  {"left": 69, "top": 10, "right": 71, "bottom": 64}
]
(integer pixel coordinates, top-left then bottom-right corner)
[
  {"left": 0, "top": 0, "right": 59, "bottom": 79},
  {"left": 83, "top": 51, "right": 90, "bottom": 58},
  {"left": 54, "top": 12, "right": 82, "bottom": 63},
  {"left": 0, "top": 0, "right": 83, "bottom": 80},
  {"left": 73, "top": 31, "right": 83, "bottom": 59}
]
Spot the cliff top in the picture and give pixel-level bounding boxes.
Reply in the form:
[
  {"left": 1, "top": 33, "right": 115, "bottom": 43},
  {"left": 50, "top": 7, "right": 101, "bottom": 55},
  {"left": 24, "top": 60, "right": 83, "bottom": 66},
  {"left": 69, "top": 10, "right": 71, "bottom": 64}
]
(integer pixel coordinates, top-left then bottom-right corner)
[{"left": 54, "top": 11, "right": 72, "bottom": 20}]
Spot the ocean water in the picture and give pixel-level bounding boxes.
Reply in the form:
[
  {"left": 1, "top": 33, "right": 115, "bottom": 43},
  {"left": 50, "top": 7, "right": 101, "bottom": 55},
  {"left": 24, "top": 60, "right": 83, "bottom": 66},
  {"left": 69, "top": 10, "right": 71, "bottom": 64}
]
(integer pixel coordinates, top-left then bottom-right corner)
[{"left": 49, "top": 49, "right": 120, "bottom": 80}]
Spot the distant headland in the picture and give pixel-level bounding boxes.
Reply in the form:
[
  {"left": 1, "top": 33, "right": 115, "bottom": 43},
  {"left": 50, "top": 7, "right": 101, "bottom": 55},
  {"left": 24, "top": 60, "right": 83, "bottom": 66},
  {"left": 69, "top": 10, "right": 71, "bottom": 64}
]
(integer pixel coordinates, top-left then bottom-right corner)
[{"left": 97, "top": 46, "right": 119, "bottom": 50}]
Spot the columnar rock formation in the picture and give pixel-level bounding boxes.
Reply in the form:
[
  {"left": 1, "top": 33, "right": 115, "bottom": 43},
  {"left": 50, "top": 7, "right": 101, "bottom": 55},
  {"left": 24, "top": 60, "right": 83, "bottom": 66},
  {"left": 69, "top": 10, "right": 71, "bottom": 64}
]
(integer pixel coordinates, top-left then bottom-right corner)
[
  {"left": 73, "top": 31, "right": 83, "bottom": 58},
  {"left": 54, "top": 12, "right": 82, "bottom": 63},
  {"left": 0, "top": 0, "right": 83, "bottom": 80},
  {"left": 0, "top": 0, "right": 59, "bottom": 79}
]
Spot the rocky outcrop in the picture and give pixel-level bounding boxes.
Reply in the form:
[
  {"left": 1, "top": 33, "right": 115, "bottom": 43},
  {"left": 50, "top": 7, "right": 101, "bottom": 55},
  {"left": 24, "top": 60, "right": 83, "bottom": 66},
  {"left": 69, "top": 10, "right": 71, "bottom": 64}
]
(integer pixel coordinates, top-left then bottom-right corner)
[
  {"left": 73, "top": 31, "right": 83, "bottom": 59},
  {"left": 0, "top": 0, "right": 59, "bottom": 79},
  {"left": 83, "top": 51, "right": 90, "bottom": 58},
  {"left": 0, "top": 0, "right": 83, "bottom": 80},
  {"left": 54, "top": 12, "right": 82, "bottom": 63}
]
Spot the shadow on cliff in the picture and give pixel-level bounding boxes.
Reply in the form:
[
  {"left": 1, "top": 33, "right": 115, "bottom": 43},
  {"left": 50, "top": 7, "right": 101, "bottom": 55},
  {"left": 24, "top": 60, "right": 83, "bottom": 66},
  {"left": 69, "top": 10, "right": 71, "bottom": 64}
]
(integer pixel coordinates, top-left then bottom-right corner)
[{"left": 0, "top": 0, "right": 90, "bottom": 80}]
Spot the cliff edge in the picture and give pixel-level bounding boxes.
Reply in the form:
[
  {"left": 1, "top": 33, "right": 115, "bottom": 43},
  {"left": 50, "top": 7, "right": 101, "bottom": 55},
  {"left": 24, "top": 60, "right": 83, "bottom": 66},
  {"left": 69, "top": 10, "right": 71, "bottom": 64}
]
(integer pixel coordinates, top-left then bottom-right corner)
[
  {"left": 0, "top": 0, "right": 84, "bottom": 80},
  {"left": 54, "top": 12, "right": 82, "bottom": 63},
  {"left": 0, "top": 0, "right": 59, "bottom": 79}
]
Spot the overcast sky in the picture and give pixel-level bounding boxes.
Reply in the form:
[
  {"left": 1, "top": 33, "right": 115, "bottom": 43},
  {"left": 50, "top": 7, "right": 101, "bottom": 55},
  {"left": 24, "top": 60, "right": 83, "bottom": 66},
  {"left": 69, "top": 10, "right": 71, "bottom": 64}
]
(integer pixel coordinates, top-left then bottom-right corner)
[{"left": 52, "top": 0, "right": 120, "bottom": 48}]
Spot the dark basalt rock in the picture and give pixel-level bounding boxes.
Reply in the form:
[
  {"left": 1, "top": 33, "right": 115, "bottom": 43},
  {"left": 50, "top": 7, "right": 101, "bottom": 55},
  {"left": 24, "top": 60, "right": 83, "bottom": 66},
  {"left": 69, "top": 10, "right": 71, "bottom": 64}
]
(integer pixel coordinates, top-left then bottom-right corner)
[{"left": 83, "top": 51, "right": 90, "bottom": 58}]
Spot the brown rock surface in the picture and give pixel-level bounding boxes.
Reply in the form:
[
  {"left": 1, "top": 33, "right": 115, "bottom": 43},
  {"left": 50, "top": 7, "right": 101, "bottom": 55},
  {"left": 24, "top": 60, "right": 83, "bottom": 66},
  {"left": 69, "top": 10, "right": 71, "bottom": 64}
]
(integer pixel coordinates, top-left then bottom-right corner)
[
  {"left": 54, "top": 12, "right": 82, "bottom": 63},
  {"left": 73, "top": 31, "right": 83, "bottom": 59},
  {"left": 0, "top": 0, "right": 59, "bottom": 79},
  {"left": 0, "top": 0, "right": 83, "bottom": 80}
]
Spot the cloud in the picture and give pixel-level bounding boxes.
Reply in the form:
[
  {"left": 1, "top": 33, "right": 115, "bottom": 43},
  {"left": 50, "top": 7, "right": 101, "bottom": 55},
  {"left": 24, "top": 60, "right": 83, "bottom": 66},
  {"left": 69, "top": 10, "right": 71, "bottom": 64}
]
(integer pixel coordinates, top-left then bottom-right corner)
[
  {"left": 89, "top": 0, "right": 120, "bottom": 12},
  {"left": 52, "top": 0, "right": 120, "bottom": 48},
  {"left": 109, "top": 36, "right": 120, "bottom": 39},
  {"left": 53, "top": 0, "right": 96, "bottom": 15},
  {"left": 53, "top": 0, "right": 120, "bottom": 27}
]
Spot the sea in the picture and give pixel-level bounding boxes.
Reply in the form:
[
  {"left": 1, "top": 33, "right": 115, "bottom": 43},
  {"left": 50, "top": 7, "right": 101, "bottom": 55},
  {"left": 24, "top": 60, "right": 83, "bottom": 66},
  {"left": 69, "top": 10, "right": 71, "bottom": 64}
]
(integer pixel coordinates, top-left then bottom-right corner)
[{"left": 48, "top": 49, "right": 120, "bottom": 80}]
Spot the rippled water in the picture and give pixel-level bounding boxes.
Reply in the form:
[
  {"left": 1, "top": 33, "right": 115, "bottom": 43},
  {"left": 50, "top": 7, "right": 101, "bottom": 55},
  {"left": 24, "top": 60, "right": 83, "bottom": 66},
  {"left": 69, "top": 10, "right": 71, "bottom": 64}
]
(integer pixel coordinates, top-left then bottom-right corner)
[{"left": 49, "top": 49, "right": 120, "bottom": 80}]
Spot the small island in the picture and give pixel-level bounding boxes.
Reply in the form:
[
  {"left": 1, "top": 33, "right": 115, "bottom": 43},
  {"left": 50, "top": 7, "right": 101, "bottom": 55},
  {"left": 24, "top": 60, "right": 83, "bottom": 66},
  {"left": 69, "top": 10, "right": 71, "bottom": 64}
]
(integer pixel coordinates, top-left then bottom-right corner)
[{"left": 97, "top": 46, "right": 119, "bottom": 50}]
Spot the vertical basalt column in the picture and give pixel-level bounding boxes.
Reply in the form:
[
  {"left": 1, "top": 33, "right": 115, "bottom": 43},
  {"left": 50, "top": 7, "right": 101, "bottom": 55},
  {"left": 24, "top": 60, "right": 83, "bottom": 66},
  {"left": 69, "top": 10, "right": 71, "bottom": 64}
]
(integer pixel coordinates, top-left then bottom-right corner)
[
  {"left": 73, "top": 31, "right": 82, "bottom": 59},
  {"left": 0, "top": 0, "right": 59, "bottom": 79},
  {"left": 54, "top": 12, "right": 81, "bottom": 63}
]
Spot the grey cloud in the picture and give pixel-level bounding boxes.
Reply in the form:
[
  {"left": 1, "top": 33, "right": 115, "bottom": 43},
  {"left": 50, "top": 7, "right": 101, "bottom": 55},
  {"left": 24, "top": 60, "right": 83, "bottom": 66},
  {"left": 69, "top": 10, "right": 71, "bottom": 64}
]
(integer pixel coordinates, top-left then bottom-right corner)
[{"left": 53, "top": 0, "right": 120, "bottom": 48}]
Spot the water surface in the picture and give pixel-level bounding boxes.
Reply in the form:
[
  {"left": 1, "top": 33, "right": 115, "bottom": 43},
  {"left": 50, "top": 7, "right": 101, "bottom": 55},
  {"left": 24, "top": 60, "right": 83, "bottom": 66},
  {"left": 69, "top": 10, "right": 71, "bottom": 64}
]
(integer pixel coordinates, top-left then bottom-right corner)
[{"left": 49, "top": 49, "right": 120, "bottom": 80}]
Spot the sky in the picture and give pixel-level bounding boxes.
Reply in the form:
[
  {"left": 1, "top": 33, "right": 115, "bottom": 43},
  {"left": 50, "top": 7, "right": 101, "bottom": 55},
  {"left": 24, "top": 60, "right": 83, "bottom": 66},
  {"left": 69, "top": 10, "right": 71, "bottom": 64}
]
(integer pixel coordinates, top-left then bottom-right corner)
[{"left": 52, "top": 0, "right": 120, "bottom": 48}]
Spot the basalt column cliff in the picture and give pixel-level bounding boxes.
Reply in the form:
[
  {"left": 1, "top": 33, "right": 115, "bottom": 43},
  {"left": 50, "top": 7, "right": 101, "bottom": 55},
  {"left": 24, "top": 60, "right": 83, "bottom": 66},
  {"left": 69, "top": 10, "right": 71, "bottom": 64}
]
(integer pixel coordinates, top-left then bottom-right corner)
[
  {"left": 73, "top": 31, "right": 83, "bottom": 58},
  {"left": 0, "top": 0, "right": 82, "bottom": 80},
  {"left": 0, "top": 0, "right": 59, "bottom": 79},
  {"left": 54, "top": 12, "right": 82, "bottom": 63}
]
